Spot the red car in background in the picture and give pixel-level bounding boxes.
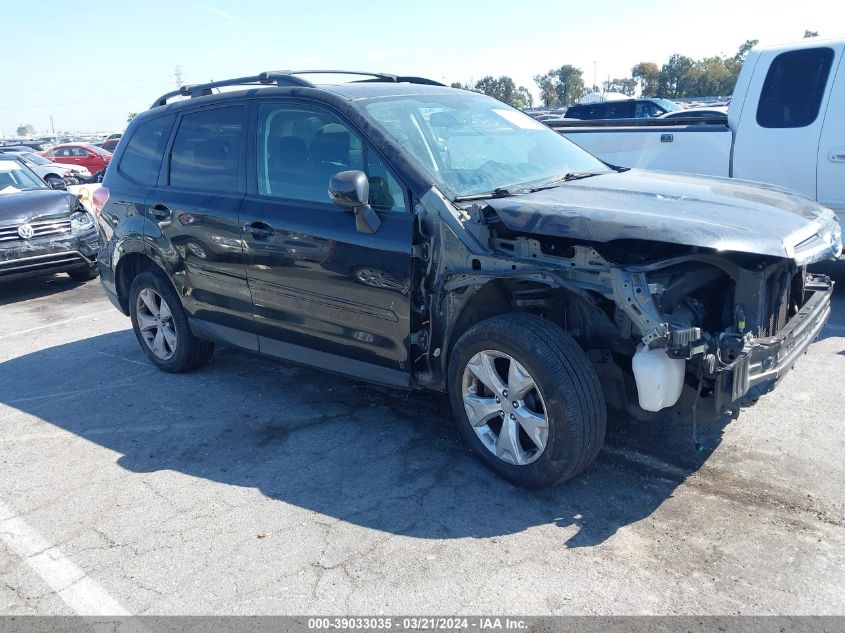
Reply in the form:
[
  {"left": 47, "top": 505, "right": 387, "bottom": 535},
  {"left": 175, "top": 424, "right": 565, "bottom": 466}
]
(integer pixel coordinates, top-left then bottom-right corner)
[{"left": 40, "top": 143, "right": 112, "bottom": 180}]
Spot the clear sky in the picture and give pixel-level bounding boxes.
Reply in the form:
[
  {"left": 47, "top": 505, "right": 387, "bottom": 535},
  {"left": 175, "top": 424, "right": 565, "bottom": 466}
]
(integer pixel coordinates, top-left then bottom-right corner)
[{"left": 2, "top": 0, "right": 842, "bottom": 135}]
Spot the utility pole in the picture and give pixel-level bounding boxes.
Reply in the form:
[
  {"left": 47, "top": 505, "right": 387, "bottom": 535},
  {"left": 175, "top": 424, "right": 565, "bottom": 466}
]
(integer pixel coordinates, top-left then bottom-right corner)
[
  {"left": 49, "top": 115, "right": 55, "bottom": 139},
  {"left": 174, "top": 65, "right": 184, "bottom": 88},
  {"left": 593, "top": 61, "right": 597, "bottom": 93}
]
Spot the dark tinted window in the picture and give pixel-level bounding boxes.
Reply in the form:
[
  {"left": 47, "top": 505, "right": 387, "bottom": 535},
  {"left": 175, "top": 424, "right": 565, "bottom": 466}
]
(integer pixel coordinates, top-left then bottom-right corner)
[
  {"left": 118, "top": 114, "right": 174, "bottom": 185},
  {"left": 170, "top": 106, "right": 244, "bottom": 192},
  {"left": 756, "top": 48, "right": 834, "bottom": 128},
  {"left": 564, "top": 102, "right": 634, "bottom": 120}
]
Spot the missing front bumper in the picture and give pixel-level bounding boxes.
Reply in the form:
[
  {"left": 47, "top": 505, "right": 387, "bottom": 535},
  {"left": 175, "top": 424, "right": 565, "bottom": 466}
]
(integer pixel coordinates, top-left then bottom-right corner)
[{"left": 722, "top": 274, "right": 833, "bottom": 405}]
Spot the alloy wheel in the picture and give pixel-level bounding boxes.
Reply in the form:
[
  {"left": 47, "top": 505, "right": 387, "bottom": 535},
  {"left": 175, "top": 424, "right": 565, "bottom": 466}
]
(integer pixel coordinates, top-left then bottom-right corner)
[
  {"left": 461, "top": 350, "right": 549, "bottom": 465},
  {"left": 135, "top": 288, "right": 177, "bottom": 361}
]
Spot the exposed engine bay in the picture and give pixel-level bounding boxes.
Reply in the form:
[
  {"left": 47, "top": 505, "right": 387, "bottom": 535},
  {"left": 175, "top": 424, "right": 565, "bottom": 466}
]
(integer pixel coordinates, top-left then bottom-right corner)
[{"left": 412, "top": 188, "right": 837, "bottom": 425}]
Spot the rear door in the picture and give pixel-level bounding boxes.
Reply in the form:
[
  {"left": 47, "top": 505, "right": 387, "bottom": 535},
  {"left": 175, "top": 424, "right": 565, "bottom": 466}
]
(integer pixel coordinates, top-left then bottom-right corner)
[
  {"left": 50, "top": 146, "right": 73, "bottom": 165},
  {"left": 817, "top": 46, "right": 845, "bottom": 218},
  {"left": 239, "top": 100, "right": 414, "bottom": 386},
  {"left": 146, "top": 103, "right": 256, "bottom": 348},
  {"left": 733, "top": 46, "right": 836, "bottom": 198}
]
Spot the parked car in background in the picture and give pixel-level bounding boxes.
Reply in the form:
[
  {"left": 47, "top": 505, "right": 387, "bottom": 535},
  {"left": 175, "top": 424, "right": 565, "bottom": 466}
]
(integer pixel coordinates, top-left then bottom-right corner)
[
  {"left": 659, "top": 106, "right": 728, "bottom": 120},
  {"left": 40, "top": 143, "right": 112, "bottom": 181},
  {"left": 564, "top": 98, "right": 682, "bottom": 120},
  {"left": 550, "top": 37, "right": 845, "bottom": 226},
  {"left": 104, "top": 133, "right": 123, "bottom": 143},
  {"left": 0, "top": 140, "right": 52, "bottom": 152},
  {"left": 0, "top": 147, "right": 91, "bottom": 184},
  {"left": 100, "top": 138, "right": 120, "bottom": 153},
  {"left": 97, "top": 71, "right": 839, "bottom": 487},
  {"left": 0, "top": 153, "right": 99, "bottom": 282}
]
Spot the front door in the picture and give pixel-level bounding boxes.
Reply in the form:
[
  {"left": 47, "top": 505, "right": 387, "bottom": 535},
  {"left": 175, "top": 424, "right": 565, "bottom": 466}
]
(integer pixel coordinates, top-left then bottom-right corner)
[
  {"left": 146, "top": 103, "right": 256, "bottom": 348},
  {"left": 817, "top": 48, "right": 845, "bottom": 219},
  {"left": 239, "top": 101, "right": 414, "bottom": 386}
]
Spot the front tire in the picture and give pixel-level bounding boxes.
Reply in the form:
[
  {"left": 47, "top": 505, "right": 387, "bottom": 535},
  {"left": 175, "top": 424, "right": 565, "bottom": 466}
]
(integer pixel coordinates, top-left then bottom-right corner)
[
  {"left": 447, "top": 313, "right": 606, "bottom": 487},
  {"left": 128, "top": 270, "right": 214, "bottom": 372}
]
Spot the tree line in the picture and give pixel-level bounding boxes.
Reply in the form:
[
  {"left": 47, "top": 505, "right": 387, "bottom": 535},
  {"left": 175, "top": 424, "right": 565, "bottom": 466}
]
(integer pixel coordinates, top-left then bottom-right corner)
[{"left": 454, "top": 31, "right": 819, "bottom": 109}]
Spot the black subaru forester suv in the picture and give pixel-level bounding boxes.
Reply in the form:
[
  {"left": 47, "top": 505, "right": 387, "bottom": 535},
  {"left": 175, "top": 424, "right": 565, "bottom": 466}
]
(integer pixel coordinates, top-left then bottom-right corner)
[{"left": 96, "top": 71, "right": 839, "bottom": 487}]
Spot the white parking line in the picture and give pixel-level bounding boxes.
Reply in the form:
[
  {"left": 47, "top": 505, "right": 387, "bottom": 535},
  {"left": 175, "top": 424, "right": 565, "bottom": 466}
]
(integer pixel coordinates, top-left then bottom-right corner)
[
  {"left": 0, "top": 312, "right": 107, "bottom": 341},
  {"left": 0, "top": 502, "right": 130, "bottom": 615}
]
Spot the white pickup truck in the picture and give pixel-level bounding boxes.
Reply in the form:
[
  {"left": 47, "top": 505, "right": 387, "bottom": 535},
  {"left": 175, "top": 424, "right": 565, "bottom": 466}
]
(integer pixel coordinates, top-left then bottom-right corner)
[{"left": 550, "top": 37, "right": 845, "bottom": 224}]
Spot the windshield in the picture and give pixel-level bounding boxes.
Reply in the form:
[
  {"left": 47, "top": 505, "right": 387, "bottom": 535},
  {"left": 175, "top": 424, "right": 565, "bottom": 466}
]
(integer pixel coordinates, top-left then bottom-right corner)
[
  {"left": 362, "top": 92, "right": 610, "bottom": 198},
  {"left": 87, "top": 144, "right": 111, "bottom": 156},
  {"left": 655, "top": 98, "right": 682, "bottom": 112},
  {"left": 23, "top": 152, "right": 51, "bottom": 166},
  {"left": 0, "top": 159, "right": 47, "bottom": 193}
]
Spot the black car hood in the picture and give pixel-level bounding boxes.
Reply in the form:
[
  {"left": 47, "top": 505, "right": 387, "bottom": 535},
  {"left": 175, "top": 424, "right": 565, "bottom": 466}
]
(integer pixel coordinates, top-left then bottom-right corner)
[
  {"left": 0, "top": 190, "right": 76, "bottom": 226},
  {"left": 484, "top": 170, "right": 841, "bottom": 262}
]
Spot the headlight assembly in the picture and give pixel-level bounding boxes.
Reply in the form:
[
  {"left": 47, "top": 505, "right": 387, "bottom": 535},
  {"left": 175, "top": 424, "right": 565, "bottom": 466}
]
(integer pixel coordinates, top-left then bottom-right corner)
[{"left": 70, "top": 210, "right": 94, "bottom": 232}]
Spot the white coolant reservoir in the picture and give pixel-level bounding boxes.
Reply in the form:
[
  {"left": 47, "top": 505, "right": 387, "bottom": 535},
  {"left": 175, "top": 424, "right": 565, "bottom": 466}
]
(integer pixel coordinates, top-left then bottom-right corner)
[{"left": 632, "top": 344, "right": 686, "bottom": 412}]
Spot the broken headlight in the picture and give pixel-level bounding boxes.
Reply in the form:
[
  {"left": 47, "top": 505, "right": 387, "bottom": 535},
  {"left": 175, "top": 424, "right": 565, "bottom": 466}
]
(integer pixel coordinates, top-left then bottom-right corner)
[{"left": 70, "top": 210, "right": 94, "bottom": 232}]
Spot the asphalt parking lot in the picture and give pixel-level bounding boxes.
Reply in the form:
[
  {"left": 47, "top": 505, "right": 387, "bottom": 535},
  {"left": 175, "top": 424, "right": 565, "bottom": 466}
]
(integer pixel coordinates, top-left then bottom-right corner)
[{"left": 1, "top": 265, "right": 844, "bottom": 616}]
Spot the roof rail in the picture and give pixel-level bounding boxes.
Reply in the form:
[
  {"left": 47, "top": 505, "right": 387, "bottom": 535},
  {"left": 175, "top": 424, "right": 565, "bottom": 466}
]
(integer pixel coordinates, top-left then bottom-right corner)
[{"left": 150, "top": 70, "right": 445, "bottom": 108}]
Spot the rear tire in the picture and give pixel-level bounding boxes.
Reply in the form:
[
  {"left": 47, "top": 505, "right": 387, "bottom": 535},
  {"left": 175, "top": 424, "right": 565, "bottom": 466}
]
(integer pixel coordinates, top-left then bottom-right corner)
[
  {"left": 447, "top": 313, "right": 606, "bottom": 487},
  {"left": 128, "top": 270, "right": 214, "bottom": 372}
]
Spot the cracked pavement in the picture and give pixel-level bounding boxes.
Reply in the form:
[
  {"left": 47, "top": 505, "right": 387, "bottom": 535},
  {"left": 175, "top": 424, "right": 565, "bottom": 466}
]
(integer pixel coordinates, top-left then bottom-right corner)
[{"left": 0, "top": 265, "right": 843, "bottom": 615}]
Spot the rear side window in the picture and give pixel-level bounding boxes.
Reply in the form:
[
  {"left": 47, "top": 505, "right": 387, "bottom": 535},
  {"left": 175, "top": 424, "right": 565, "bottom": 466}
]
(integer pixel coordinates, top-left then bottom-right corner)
[
  {"left": 169, "top": 106, "right": 245, "bottom": 192},
  {"left": 756, "top": 48, "right": 835, "bottom": 128},
  {"left": 118, "top": 114, "right": 175, "bottom": 185}
]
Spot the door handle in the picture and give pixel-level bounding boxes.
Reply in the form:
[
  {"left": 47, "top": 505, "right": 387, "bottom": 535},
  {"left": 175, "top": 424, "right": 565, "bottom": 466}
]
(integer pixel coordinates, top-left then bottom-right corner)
[
  {"left": 829, "top": 148, "right": 845, "bottom": 163},
  {"left": 151, "top": 204, "right": 172, "bottom": 226},
  {"left": 243, "top": 221, "right": 275, "bottom": 240}
]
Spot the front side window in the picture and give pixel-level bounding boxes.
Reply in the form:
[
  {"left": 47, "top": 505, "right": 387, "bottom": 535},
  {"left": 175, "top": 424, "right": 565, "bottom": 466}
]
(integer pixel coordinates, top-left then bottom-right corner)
[
  {"left": 757, "top": 48, "right": 834, "bottom": 128},
  {"left": 634, "top": 102, "right": 659, "bottom": 118},
  {"left": 169, "top": 106, "right": 245, "bottom": 192},
  {"left": 118, "top": 114, "right": 175, "bottom": 185},
  {"left": 257, "top": 103, "right": 406, "bottom": 212},
  {"left": 363, "top": 92, "right": 610, "bottom": 198}
]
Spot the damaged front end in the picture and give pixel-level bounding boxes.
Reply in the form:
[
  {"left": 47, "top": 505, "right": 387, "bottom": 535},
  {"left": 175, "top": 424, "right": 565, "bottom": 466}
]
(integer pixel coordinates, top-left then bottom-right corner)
[
  {"left": 0, "top": 191, "right": 98, "bottom": 281},
  {"left": 412, "top": 184, "right": 838, "bottom": 425},
  {"left": 605, "top": 248, "right": 833, "bottom": 420}
]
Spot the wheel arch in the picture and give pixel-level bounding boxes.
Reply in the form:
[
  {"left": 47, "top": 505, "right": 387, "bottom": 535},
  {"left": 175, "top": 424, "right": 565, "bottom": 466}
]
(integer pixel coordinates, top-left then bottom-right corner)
[
  {"left": 114, "top": 251, "right": 165, "bottom": 314},
  {"left": 438, "top": 276, "right": 583, "bottom": 383}
]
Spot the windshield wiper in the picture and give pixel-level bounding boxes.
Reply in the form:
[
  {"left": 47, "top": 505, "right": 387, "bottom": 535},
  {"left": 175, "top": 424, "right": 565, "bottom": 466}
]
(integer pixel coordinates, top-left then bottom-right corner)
[
  {"left": 454, "top": 172, "right": 605, "bottom": 202},
  {"left": 560, "top": 171, "right": 603, "bottom": 182},
  {"left": 453, "top": 187, "right": 516, "bottom": 202}
]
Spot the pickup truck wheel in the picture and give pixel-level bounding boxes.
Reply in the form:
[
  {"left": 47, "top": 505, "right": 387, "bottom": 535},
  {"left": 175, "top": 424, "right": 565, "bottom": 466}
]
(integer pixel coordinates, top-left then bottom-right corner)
[
  {"left": 128, "top": 270, "right": 214, "bottom": 372},
  {"left": 447, "top": 313, "right": 606, "bottom": 487}
]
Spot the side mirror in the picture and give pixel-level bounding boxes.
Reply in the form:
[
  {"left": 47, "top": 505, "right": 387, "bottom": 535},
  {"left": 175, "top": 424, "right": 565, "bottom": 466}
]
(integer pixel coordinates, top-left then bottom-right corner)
[
  {"left": 46, "top": 177, "right": 67, "bottom": 190},
  {"left": 329, "top": 170, "right": 381, "bottom": 234}
]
